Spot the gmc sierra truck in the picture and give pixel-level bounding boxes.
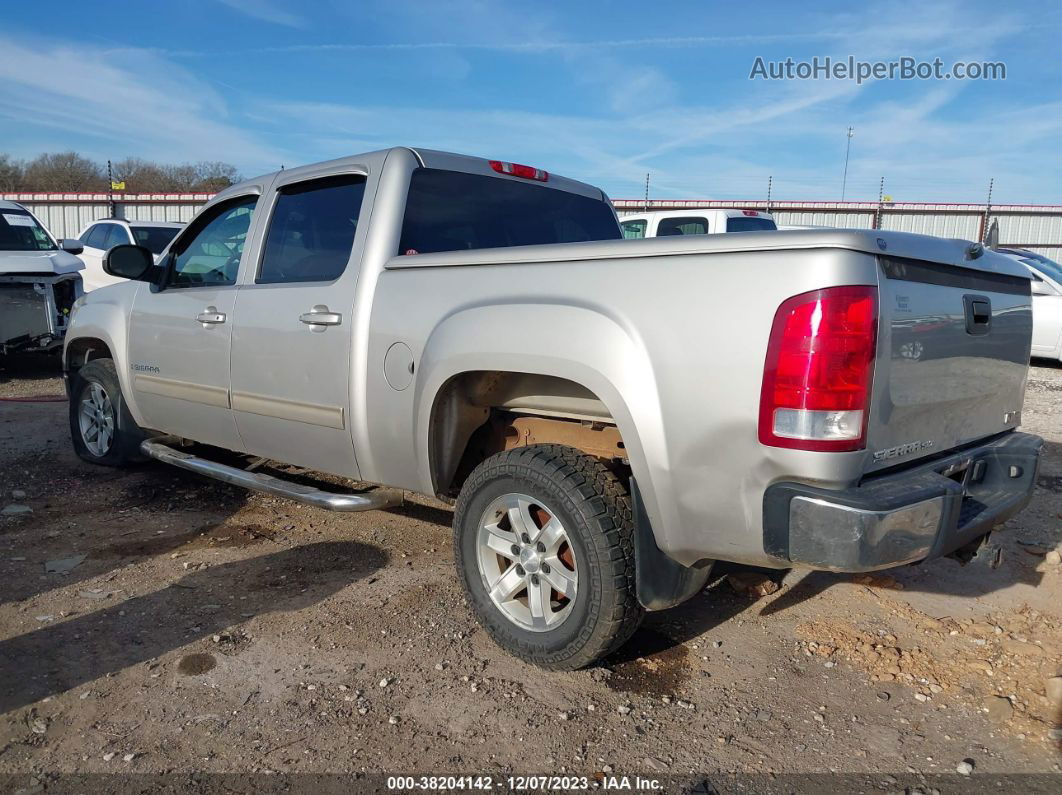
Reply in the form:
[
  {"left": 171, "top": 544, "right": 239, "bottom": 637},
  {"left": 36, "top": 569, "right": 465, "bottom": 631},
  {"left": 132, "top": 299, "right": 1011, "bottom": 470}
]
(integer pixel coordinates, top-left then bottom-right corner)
[{"left": 63, "top": 147, "right": 1042, "bottom": 670}]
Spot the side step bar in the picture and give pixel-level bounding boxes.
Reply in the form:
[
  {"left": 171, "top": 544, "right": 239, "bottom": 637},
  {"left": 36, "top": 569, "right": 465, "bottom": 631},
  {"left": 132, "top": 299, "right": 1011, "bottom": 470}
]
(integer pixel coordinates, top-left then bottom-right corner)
[{"left": 140, "top": 436, "right": 403, "bottom": 512}]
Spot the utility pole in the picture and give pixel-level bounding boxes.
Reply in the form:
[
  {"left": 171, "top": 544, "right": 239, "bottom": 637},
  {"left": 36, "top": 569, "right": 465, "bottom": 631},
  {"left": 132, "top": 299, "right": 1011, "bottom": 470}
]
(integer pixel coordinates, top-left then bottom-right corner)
[
  {"left": 644, "top": 172, "right": 650, "bottom": 212},
  {"left": 982, "top": 177, "right": 995, "bottom": 243},
  {"left": 766, "top": 175, "right": 773, "bottom": 214},
  {"left": 107, "top": 159, "right": 115, "bottom": 218},
  {"left": 874, "top": 176, "right": 885, "bottom": 229},
  {"left": 841, "top": 126, "right": 854, "bottom": 201}
]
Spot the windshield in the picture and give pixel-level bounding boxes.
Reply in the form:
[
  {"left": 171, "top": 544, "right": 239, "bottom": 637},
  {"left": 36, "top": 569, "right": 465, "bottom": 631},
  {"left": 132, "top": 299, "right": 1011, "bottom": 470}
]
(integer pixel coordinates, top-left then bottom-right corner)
[
  {"left": 621, "top": 220, "right": 647, "bottom": 239},
  {"left": 399, "top": 168, "right": 620, "bottom": 254},
  {"left": 726, "top": 216, "right": 777, "bottom": 233},
  {"left": 1018, "top": 252, "right": 1062, "bottom": 285},
  {"left": 0, "top": 210, "right": 56, "bottom": 252},
  {"left": 131, "top": 225, "right": 181, "bottom": 255}
]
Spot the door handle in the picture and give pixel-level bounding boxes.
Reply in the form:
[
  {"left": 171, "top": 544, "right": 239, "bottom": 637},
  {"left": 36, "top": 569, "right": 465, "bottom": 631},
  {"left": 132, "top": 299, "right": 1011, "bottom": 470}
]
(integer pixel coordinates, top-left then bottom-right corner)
[
  {"left": 299, "top": 306, "right": 342, "bottom": 327},
  {"left": 196, "top": 307, "right": 227, "bottom": 325}
]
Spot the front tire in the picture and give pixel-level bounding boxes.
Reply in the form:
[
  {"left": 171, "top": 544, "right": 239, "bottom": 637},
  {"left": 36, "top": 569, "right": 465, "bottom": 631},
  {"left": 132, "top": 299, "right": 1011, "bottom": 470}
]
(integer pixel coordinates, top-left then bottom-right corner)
[
  {"left": 69, "top": 359, "right": 146, "bottom": 466},
  {"left": 454, "top": 444, "right": 643, "bottom": 670}
]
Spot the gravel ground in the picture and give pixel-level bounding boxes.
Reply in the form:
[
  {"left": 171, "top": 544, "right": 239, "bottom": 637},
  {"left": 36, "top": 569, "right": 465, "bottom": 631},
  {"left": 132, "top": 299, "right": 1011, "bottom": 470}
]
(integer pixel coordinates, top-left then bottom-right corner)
[{"left": 0, "top": 354, "right": 1060, "bottom": 792}]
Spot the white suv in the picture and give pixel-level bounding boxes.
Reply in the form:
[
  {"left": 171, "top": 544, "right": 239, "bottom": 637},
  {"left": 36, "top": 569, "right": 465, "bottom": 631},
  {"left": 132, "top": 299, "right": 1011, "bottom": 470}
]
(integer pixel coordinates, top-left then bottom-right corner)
[{"left": 77, "top": 219, "right": 183, "bottom": 291}]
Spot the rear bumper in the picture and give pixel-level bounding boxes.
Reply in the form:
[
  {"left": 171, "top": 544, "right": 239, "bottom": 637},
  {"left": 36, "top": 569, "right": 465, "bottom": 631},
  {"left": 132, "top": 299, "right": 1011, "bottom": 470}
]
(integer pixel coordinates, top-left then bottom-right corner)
[{"left": 763, "top": 431, "right": 1043, "bottom": 572}]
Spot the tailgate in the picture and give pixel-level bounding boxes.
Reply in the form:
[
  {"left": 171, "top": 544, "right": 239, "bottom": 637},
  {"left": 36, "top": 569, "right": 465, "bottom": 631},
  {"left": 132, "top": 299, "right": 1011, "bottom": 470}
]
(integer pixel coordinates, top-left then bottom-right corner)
[{"left": 867, "top": 254, "right": 1032, "bottom": 471}]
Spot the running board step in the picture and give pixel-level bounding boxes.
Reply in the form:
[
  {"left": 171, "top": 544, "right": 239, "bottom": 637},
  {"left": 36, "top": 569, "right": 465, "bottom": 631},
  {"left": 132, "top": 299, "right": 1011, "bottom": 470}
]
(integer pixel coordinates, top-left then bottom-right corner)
[{"left": 140, "top": 436, "right": 403, "bottom": 512}]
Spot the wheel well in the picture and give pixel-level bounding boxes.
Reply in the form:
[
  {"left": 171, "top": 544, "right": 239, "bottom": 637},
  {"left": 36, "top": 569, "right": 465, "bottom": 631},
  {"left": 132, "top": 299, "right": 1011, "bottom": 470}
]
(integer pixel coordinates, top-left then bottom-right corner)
[
  {"left": 65, "top": 338, "right": 113, "bottom": 373},
  {"left": 429, "top": 371, "right": 630, "bottom": 497}
]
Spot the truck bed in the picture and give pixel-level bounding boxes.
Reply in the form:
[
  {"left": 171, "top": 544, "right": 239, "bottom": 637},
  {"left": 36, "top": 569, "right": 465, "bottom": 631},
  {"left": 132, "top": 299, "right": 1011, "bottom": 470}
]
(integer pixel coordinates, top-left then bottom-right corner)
[{"left": 369, "top": 228, "right": 1031, "bottom": 568}]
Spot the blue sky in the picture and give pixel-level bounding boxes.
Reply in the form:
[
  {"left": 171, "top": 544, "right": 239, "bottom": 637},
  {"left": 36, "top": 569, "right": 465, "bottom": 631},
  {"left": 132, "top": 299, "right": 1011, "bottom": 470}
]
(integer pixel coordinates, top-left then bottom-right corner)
[{"left": 1, "top": 0, "right": 1059, "bottom": 203}]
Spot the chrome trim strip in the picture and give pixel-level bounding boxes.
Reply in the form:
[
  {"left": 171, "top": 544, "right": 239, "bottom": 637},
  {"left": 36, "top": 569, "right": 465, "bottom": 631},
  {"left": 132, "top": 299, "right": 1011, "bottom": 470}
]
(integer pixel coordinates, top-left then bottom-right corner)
[
  {"left": 230, "top": 390, "right": 346, "bottom": 430},
  {"left": 140, "top": 436, "right": 401, "bottom": 512},
  {"left": 134, "top": 374, "right": 230, "bottom": 408}
]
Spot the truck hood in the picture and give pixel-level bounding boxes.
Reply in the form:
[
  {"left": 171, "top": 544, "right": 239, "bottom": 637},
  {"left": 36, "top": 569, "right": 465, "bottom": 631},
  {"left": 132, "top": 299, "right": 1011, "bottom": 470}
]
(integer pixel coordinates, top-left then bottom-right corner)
[{"left": 0, "top": 250, "right": 84, "bottom": 276}]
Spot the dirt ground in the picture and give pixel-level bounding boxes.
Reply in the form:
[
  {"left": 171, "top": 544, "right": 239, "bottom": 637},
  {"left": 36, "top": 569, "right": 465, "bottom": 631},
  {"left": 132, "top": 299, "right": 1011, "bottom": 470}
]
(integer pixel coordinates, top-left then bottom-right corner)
[{"left": 0, "top": 354, "right": 1060, "bottom": 792}]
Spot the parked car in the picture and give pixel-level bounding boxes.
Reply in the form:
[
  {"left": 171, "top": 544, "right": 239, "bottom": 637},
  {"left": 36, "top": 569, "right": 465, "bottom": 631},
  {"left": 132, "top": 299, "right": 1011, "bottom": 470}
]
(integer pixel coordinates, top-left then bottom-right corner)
[
  {"left": 997, "top": 247, "right": 1062, "bottom": 361},
  {"left": 620, "top": 208, "right": 777, "bottom": 238},
  {"left": 63, "top": 148, "right": 1041, "bottom": 670},
  {"left": 0, "top": 200, "right": 84, "bottom": 355},
  {"left": 76, "top": 219, "right": 183, "bottom": 291}
]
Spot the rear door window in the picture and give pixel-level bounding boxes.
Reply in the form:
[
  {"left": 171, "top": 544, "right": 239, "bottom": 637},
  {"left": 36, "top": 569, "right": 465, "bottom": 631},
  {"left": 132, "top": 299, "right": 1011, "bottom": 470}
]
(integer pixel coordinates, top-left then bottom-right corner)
[
  {"left": 131, "top": 225, "right": 181, "bottom": 254},
  {"left": 657, "top": 217, "right": 709, "bottom": 236},
  {"left": 258, "top": 175, "right": 366, "bottom": 284},
  {"left": 82, "top": 224, "right": 110, "bottom": 249},
  {"left": 399, "top": 168, "right": 620, "bottom": 254},
  {"left": 103, "top": 224, "right": 130, "bottom": 248},
  {"left": 726, "top": 216, "right": 777, "bottom": 232}
]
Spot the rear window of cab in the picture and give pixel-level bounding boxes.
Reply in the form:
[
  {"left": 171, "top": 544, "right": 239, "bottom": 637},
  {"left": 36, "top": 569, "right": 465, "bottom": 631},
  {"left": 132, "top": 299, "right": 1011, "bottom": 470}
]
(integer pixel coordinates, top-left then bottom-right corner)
[{"left": 399, "top": 168, "right": 620, "bottom": 255}]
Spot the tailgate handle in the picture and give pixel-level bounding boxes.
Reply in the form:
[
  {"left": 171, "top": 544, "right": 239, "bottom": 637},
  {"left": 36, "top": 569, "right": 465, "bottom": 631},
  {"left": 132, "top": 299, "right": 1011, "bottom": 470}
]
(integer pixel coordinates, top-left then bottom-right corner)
[{"left": 963, "top": 295, "right": 991, "bottom": 335}]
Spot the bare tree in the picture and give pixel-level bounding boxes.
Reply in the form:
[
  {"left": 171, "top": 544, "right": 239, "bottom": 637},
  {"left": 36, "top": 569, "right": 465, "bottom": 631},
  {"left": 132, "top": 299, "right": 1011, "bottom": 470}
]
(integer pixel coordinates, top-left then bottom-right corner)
[
  {"left": 111, "top": 157, "right": 172, "bottom": 192},
  {"left": 5, "top": 152, "right": 242, "bottom": 193},
  {"left": 193, "top": 161, "right": 241, "bottom": 191},
  {"left": 21, "top": 152, "right": 106, "bottom": 192},
  {"left": 0, "top": 155, "right": 23, "bottom": 191},
  {"left": 111, "top": 159, "right": 241, "bottom": 192}
]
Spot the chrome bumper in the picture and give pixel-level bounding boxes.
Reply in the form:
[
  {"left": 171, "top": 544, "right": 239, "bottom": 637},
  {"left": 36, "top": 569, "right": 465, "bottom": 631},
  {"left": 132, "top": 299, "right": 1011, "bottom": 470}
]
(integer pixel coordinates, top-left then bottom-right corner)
[{"left": 762, "top": 431, "right": 1043, "bottom": 572}]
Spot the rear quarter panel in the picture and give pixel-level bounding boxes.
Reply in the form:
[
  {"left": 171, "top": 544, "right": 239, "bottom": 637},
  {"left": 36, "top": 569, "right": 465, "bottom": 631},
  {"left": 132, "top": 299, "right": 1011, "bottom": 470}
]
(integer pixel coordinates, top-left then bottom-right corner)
[{"left": 365, "top": 245, "right": 879, "bottom": 568}]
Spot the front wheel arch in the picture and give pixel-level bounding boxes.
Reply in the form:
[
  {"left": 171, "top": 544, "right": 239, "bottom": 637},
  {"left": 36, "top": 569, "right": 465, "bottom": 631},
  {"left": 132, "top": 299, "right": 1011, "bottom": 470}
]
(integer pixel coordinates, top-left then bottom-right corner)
[{"left": 68, "top": 358, "right": 146, "bottom": 467}]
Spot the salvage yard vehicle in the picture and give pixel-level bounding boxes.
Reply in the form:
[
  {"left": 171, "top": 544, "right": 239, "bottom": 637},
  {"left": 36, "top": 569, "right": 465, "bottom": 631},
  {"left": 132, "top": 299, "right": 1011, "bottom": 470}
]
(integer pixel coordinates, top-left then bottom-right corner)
[
  {"left": 76, "top": 219, "right": 184, "bottom": 292},
  {"left": 63, "top": 147, "right": 1042, "bottom": 670},
  {"left": 1, "top": 200, "right": 84, "bottom": 355},
  {"left": 998, "top": 247, "right": 1062, "bottom": 362},
  {"left": 620, "top": 208, "right": 777, "bottom": 238}
]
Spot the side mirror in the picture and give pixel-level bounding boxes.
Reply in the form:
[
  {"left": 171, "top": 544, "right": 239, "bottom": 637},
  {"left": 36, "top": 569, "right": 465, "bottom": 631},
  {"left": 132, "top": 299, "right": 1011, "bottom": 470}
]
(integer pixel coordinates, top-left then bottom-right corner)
[
  {"left": 1031, "top": 280, "right": 1058, "bottom": 297},
  {"left": 59, "top": 239, "right": 84, "bottom": 255},
  {"left": 104, "top": 244, "right": 154, "bottom": 281}
]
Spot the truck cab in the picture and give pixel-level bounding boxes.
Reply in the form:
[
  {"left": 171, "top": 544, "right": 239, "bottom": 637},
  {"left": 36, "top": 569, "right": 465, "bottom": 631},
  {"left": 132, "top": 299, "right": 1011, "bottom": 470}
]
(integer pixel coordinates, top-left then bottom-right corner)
[{"left": 619, "top": 208, "right": 777, "bottom": 239}]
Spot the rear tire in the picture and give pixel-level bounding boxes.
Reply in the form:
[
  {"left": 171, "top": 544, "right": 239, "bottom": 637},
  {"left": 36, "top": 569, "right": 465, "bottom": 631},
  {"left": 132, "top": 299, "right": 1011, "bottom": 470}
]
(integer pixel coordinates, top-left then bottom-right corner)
[
  {"left": 454, "top": 444, "right": 643, "bottom": 670},
  {"left": 69, "top": 359, "right": 146, "bottom": 467}
]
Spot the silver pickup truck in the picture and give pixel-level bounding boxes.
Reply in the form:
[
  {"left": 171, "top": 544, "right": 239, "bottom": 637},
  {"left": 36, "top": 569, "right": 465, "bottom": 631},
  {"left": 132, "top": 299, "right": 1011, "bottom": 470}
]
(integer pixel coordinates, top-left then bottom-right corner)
[{"left": 63, "top": 147, "right": 1042, "bottom": 669}]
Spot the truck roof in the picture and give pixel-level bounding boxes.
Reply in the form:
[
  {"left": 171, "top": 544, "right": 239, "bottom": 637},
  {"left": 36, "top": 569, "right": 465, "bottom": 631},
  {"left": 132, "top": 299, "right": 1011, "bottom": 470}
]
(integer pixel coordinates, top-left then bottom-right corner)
[{"left": 227, "top": 147, "right": 609, "bottom": 204}]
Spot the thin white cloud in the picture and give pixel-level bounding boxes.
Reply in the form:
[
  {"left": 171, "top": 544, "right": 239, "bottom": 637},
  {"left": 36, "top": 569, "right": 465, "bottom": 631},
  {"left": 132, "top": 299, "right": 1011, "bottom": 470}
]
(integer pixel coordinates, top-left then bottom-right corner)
[
  {"left": 0, "top": 0, "right": 1053, "bottom": 205},
  {"left": 0, "top": 34, "right": 288, "bottom": 171},
  {"left": 216, "top": 0, "right": 307, "bottom": 29}
]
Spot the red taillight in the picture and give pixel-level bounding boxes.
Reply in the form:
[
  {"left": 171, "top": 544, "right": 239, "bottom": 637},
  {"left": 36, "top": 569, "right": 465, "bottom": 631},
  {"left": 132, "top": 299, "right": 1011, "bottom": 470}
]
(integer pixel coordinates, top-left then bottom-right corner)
[
  {"left": 758, "top": 286, "right": 878, "bottom": 452},
  {"left": 742, "top": 210, "right": 760, "bottom": 216},
  {"left": 489, "top": 160, "right": 549, "bottom": 181}
]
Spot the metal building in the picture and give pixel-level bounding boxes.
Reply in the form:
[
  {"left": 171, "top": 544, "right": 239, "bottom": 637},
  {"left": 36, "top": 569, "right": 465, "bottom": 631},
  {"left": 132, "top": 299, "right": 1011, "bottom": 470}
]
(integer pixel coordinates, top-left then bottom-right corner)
[
  {"left": 3, "top": 193, "right": 1062, "bottom": 262},
  {"left": 0, "top": 193, "right": 212, "bottom": 240},
  {"left": 613, "top": 199, "right": 1062, "bottom": 260}
]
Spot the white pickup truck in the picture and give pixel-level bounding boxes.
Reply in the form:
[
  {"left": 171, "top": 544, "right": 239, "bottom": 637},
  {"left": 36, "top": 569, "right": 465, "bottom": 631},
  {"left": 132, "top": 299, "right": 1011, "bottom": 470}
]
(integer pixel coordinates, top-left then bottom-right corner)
[
  {"left": 64, "top": 147, "right": 1042, "bottom": 669},
  {"left": 620, "top": 208, "right": 777, "bottom": 239},
  {"left": 1, "top": 201, "right": 84, "bottom": 355}
]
